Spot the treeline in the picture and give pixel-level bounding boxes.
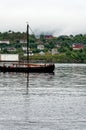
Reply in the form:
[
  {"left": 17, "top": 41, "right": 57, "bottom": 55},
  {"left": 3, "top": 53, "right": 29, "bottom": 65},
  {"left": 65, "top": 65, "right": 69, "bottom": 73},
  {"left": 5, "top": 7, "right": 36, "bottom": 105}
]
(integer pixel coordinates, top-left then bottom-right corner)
[
  {"left": 0, "top": 31, "right": 86, "bottom": 44},
  {"left": 0, "top": 31, "right": 36, "bottom": 43},
  {"left": 22, "top": 49, "right": 86, "bottom": 63}
]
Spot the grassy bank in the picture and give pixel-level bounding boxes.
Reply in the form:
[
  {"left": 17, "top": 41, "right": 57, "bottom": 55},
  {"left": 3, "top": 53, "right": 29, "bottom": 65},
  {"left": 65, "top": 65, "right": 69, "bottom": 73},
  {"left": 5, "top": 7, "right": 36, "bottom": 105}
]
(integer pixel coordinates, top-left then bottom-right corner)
[{"left": 21, "top": 53, "right": 86, "bottom": 63}]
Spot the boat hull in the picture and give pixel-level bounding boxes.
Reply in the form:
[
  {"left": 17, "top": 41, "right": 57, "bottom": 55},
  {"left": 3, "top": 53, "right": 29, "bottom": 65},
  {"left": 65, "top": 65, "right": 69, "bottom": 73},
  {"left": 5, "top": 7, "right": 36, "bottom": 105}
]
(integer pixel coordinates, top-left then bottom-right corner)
[{"left": 0, "top": 64, "right": 55, "bottom": 73}]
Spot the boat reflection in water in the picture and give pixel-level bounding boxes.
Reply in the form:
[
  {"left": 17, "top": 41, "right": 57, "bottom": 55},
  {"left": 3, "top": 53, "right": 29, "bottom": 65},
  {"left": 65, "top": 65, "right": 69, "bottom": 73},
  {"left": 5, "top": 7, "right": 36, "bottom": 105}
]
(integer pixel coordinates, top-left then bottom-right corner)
[{"left": 25, "top": 71, "right": 55, "bottom": 94}]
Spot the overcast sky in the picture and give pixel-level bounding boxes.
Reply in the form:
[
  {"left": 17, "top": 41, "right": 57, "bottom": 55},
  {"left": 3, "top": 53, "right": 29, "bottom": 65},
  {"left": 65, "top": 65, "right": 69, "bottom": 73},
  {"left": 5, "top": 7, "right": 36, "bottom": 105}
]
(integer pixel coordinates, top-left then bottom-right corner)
[{"left": 0, "top": 0, "right": 86, "bottom": 36}]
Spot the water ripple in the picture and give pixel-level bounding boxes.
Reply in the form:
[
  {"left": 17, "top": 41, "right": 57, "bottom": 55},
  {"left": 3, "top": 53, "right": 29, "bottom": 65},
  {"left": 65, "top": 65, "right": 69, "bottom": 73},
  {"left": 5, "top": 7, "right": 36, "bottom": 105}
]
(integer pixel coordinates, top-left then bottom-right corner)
[{"left": 0, "top": 64, "right": 86, "bottom": 130}]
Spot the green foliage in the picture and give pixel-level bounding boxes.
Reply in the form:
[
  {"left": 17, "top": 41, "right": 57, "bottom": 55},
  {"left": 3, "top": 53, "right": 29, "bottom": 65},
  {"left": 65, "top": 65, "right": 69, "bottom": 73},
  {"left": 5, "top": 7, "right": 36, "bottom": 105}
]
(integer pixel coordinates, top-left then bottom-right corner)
[
  {"left": 29, "top": 34, "right": 36, "bottom": 43},
  {"left": 29, "top": 42, "right": 37, "bottom": 49},
  {"left": 0, "top": 31, "right": 86, "bottom": 63},
  {"left": 39, "top": 34, "right": 46, "bottom": 42}
]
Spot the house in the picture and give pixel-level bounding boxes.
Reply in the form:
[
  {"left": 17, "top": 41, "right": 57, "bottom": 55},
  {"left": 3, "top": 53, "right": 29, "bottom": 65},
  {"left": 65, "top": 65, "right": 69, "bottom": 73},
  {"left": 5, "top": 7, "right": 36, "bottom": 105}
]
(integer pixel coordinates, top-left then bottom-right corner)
[
  {"left": 20, "top": 40, "right": 27, "bottom": 44},
  {"left": 39, "top": 51, "right": 45, "bottom": 55},
  {"left": 20, "top": 40, "right": 27, "bottom": 46},
  {"left": 45, "top": 35, "right": 53, "bottom": 39},
  {"left": 22, "top": 47, "right": 30, "bottom": 51},
  {"left": 72, "top": 44, "right": 85, "bottom": 50},
  {"left": 7, "top": 47, "right": 16, "bottom": 52},
  {"left": 22, "top": 47, "right": 33, "bottom": 56},
  {"left": 52, "top": 48, "right": 58, "bottom": 55},
  {"left": 37, "top": 45, "right": 44, "bottom": 50},
  {"left": 0, "top": 40, "right": 10, "bottom": 44},
  {"left": 24, "top": 51, "right": 33, "bottom": 56},
  {"left": 0, "top": 54, "right": 19, "bottom": 61}
]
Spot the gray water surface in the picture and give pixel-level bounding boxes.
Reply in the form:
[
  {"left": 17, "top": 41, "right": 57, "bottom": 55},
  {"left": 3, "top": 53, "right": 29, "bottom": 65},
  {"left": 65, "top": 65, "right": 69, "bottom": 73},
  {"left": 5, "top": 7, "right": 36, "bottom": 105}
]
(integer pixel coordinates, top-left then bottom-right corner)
[{"left": 0, "top": 64, "right": 86, "bottom": 130}]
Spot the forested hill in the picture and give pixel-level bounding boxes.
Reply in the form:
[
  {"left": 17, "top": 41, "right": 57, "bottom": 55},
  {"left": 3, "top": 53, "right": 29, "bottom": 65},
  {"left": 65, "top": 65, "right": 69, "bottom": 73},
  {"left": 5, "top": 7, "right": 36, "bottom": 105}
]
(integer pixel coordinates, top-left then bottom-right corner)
[
  {"left": 0, "top": 32, "right": 86, "bottom": 45},
  {"left": 0, "top": 32, "right": 86, "bottom": 63},
  {"left": 0, "top": 31, "right": 27, "bottom": 41}
]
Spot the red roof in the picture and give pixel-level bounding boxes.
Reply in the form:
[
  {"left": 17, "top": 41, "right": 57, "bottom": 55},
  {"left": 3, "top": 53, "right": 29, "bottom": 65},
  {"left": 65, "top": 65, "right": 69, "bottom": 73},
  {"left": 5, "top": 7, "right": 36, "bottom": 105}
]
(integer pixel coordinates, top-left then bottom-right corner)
[
  {"left": 45, "top": 35, "right": 53, "bottom": 39},
  {"left": 73, "top": 44, "right": 84, "bottom": 49}
]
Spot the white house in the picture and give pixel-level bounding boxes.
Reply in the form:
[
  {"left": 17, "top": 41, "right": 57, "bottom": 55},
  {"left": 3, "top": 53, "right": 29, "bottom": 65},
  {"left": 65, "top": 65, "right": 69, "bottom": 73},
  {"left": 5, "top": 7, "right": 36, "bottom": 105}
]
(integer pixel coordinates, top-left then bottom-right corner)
[
  {"left": 0, "top": 40, "right": 10, "bottom": 44},
  {"left": 0, "top": 54, "right": 19, "bottom": 61},
  {"left": 39, "top": 51, "right": 45, "bottom": 55},
  {"left": 20, "top": 40, "right": 27, "bottom": 44},
  {"left": 37, "top": 45, "right": 44, "bottom": 50},
  {"left": 52, "top": 48, "right": 58, "bottom": 55},
  {"left": 24, "top": 51, "right": 33, "bottom": 56},
  {"left": 22, "top": 47, "right": 30, "bottom": 51}
]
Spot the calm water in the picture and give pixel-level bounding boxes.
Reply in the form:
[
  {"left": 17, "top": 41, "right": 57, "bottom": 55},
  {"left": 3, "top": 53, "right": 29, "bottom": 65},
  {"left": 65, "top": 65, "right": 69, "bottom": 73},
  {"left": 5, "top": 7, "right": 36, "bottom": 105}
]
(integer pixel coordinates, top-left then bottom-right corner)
[{"left": 0, "top": 63, "right": 86, "bottom": 130}]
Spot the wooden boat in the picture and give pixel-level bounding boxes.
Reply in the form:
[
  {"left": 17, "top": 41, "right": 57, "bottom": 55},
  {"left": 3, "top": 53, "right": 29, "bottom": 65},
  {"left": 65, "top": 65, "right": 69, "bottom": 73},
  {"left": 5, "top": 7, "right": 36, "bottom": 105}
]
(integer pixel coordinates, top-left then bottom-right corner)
[
  {"left": 0, "top": 63, "right": 55, "bottom": 73},
  {"left": 0, "top": 24, "right": 55, "bottom": 73}
]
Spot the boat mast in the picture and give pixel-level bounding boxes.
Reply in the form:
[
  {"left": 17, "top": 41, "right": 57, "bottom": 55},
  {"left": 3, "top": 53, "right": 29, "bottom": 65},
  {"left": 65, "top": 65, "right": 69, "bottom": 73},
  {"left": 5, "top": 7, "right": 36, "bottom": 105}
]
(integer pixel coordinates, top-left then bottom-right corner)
[{"left": 27, "top": 24, "right": 29, "bottom": 63}]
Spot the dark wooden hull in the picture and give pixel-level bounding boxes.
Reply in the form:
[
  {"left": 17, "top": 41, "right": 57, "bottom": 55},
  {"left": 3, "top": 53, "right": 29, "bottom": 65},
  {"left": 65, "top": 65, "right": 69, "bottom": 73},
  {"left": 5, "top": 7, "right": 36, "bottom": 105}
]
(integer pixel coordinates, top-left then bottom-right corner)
[{"left": 0, "top": 64, "right": 55, "bottom": 73}]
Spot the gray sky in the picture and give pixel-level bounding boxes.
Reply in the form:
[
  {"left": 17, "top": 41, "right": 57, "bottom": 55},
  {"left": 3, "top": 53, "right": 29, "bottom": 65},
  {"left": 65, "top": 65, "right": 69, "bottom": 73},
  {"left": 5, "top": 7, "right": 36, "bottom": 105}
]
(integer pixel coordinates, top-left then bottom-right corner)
[{"left": 0, "top": 0, "right": 86, "bottom": 36}]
